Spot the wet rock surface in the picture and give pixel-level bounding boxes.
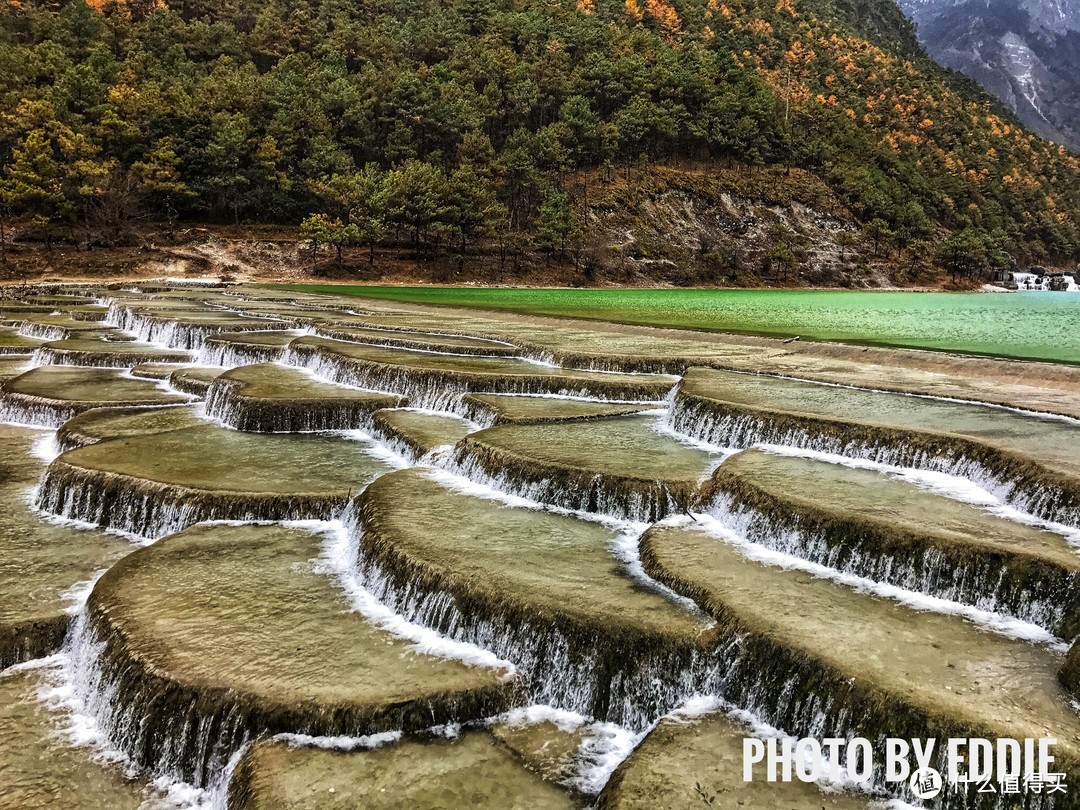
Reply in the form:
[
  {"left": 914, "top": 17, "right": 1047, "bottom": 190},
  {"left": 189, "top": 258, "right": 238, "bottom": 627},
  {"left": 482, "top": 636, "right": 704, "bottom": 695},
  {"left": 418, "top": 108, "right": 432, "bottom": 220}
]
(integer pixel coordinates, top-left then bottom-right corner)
[
  {"left": 640, "top": 524, "right": 1080, "bottom": 790},
  {"left": 33, "top": 338, "right": 191, "bottom": 368},
  {"left": 675, "top": 367, "right": 1080, "bottom": 528},
  {"left": 87, "top": 523, "right": 515, "bottom": 783},
  {"left": 1, "top": 283, "right": 1079, "bottom": 809},
  {"left": 452, "top": 413, "right": 722, "bottom": 520},
  {"left": 0, "top": 425, "right": 131, "bottom": 668},
  {"left": 37, "top": 423, "right": 393, "bottom": 538},
  {"left": 705, "top": 449, "right": 1080, "bottom": 638},
  {"left": 599, "top": 710, "right": 870, "bottom": 809},
  {"left": 0, "top": 367, "right": 191, "bottom": 426},
  {"left": 229, "top": 732, "right": 576, "bottom": 809},
  {"left": 462, "top": 393, "right": 657, "bottom": 425},
  {"left": 352, "top": 468, "right": 711, "bottom": 726},
  {"left": 0, "top": 667, "right": 150, "bottom": 809},
  {"left": 369, "top": 408, "right": 475, "bottom": 458},
  {"left": 205, "top": 363, "right": 403, "bottom": 432}
]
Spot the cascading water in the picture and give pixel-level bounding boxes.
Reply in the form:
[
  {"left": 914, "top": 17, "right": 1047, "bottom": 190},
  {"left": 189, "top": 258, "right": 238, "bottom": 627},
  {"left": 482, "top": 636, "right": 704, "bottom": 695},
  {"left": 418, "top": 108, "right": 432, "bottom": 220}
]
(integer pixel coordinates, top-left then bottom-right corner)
[
  {"left": 668, "top": 393, "right": 1080, "bottom": 530},
  {"left": 337, "top": 500, "right": 723, "bottom": 732},
  {"left": 6, "top": 284, "right": 1080, "bottom": 810}
]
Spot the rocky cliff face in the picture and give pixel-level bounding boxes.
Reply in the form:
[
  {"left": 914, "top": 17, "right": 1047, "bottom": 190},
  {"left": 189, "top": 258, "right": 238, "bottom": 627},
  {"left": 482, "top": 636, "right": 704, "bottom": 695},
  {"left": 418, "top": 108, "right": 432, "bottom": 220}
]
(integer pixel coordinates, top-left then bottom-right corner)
[{"left": 900, "top": 0, "right": 1080, "bottom": 151}]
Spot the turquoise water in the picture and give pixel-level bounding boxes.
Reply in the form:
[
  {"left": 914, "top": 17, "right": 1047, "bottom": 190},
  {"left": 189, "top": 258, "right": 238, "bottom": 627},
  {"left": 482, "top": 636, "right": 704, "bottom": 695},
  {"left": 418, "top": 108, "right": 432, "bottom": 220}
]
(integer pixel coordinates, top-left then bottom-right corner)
[{"left": 278, "top": 286, "right": 1080, "bottom": 364}]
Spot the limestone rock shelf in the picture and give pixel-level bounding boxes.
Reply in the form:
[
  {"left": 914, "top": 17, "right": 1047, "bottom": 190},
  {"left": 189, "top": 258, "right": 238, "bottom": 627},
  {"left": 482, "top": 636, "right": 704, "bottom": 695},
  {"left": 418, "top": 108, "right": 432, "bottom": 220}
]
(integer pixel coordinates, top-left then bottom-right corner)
[
  {"left": 704, "top": 448, "right": 1080, "bottom": 638},
  {"left": 167, "top": 366, "right": 224, "bottom": 396},
  {"left": 36, "top": 423, "right": 393, "bottom": 539},
  {"left": 108, "top": 302, "right": 297, "bottom": 350},
  {"left": 33, "top": 338, "right": 190, "bottom": 368},
  {"left": 55, "top": 405, "right": 206, "bottom": 452},
  {"left": 370, "top": 408, "right": 475, "bottom": 459},
  {"left": 286, "top": 337, "right": 675, "bottom": 407},
  {"left": 228, "top": 732, "right": 576, "bottom": 810},
  {"left": 452, "top": 413, "right": 722, "bottom": 521},
  {"left": 205, "top": 363, "right": 403, "bottom": 432},
  {"left": 599, "top": 710, "right": 871, "bottom": 809},
  {"left": 462, "top": 393, "right": 656, "bottom": 426},
  {"left": 86, "top": 523, "right": 515, "bottom": 784},
  {"left": 673, "top": 367, "right": 1080, "bottom": 528},
  {"left": 640, "top": 524, "right": 1080, "bottom": 799},
  {"left": 200, "top": 330, "right": 301, "bottom": 366},
  {"left": 0, "top": 367, "right": 191, "bottom": 427},
  {"left": 317, "top": 324, "right": 522, "bottom": 356},
  {"left": 350, "top": 468, "right": 712, "bottom": 727},
  {"left": 0, "top": 425, "right": 131, "bottom": 669},
  {"left": 0, "top": 327, "right": 44, "bottom": 354}
]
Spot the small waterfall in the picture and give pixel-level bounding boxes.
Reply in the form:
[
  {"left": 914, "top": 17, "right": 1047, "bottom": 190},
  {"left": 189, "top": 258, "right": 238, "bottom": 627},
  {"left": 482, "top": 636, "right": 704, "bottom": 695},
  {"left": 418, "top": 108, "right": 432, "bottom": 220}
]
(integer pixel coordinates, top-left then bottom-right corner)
[
  {"left": 340, "top": 501, "right": 722, "bottom": 731},
  {"left": 30, "top": 346, "right": 191, "bottom": 369},
  {"left": 445, "top": 441, "right": 694, "bottom": 523},
  {"left": 0, "top": 393, "right": 79, "bottom": 428},
  {"left": 15, "top": 322, "right": 71, "bottom": 341},
  {"left": 60, "top": 608, "right": 253, "bottom": 790},
  {"left": 669, "top": 393, "right": 1080, "bottom": 530},
  {"left": 34, "top": 461, "right": 350, "bottom": 541},
  {"left": 105, "top": 303, "right": 295, "bottom": 352},
  {"left": 529, "top": 347, "right": 690, "bottom": 376},
  {"left": 38, "top": 536, "right": 515, "bottom": 791},
  {"left": 202, "top": 377, "right": 391, "bottom": 434},
  {"left": 702, "top": 492, "right": 1079, "bottom": 640},
  {"left": 283, "top": 342, "right": 671, "bottom": 411},
  {"left": 196, "top": 341, "right": 287, "bottom": 368},
  {"left": 364, "top": 420, "right": 435, "bottom": 465}
]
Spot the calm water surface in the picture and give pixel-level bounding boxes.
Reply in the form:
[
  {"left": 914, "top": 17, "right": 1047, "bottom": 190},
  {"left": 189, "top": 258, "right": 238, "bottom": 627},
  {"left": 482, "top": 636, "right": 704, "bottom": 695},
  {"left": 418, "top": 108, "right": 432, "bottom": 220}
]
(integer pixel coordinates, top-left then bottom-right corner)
[{"left": 279, "top": 286, "right": 1080, "bottom": 364}]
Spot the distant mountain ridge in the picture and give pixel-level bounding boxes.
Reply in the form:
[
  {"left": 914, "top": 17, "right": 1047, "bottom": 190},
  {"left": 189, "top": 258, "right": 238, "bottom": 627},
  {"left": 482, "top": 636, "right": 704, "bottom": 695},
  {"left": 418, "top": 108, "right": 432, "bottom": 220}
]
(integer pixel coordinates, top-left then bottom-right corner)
[{"left": 899, "top": 0, "right": 1080, "bottom": 151}]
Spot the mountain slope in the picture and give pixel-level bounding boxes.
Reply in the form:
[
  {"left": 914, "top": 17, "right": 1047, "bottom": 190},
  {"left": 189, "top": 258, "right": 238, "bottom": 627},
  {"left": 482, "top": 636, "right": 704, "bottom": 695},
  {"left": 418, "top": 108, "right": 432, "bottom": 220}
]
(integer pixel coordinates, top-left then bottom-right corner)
[
  {"left": 900, "top": 0, "right": 1080, "bottom": 151},
  {"left": 0, "top": 0, "right": 1078, "bottom": 275}
]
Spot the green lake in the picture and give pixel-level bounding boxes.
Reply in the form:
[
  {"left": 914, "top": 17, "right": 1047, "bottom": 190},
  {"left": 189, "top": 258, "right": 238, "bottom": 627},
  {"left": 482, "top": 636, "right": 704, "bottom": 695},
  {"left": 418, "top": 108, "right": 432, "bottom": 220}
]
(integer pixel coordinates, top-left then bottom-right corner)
[{"left": 276, "top": 286, "right": 1080, "bottom": 365}]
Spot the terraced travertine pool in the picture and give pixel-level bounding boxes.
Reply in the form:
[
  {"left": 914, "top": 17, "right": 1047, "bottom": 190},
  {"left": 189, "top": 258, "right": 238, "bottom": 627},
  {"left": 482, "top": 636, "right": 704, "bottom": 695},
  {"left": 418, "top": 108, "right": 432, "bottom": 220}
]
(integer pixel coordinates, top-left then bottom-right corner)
[{"left": 2, "top": 282, "right": 1080, "bottom": 809}]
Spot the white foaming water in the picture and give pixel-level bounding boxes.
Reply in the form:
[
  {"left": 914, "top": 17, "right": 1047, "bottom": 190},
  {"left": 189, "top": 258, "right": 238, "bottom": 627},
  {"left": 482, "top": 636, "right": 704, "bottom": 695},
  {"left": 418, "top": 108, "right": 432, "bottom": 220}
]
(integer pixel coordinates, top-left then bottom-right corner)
[
  {"left": 27, "top": 484, "right": 158, "bottom": 547},
  {"left": 28, "top": 576, "right": 225, "bottom": 810},
  {"left": 422, "top": 466, "right": 706, "bottom": 613},
  {"left": 303, "top": 518, "right": 516, "bottom": 674},
  {"left": 758, "top": 443, "right": 1080, "bottom": 546},
  {"left": 335, "top": 428, "right": 414, "bottom": 469},
  {"left": 274, "top": 730, "right": 402, "bottom": 751},
  {"left": 30, "top": 431, "right": 61, "bottom": 462},
  {"left": 494, "top": 704, "right": 640, "bottom": 795},
  {"left": 672, "top": 513, "right": 1067, "bottom": 650},
  {"left": 647, "top": 410, "right": 737, "bottom": 457}
]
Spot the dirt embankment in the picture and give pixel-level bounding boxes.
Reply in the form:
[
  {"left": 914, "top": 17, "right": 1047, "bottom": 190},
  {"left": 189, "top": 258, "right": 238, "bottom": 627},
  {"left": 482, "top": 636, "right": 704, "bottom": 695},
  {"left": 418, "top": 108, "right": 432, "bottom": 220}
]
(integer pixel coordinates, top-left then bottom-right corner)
[{"left": 0, "top": 165, "right": 969, "bottom": 290}]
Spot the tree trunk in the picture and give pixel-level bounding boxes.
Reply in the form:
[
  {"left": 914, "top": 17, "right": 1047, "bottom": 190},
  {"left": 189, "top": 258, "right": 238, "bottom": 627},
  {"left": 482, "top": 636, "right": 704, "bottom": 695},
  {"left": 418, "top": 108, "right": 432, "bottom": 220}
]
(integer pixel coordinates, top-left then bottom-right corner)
[
  {"left": 369, "top": 240, "right": 375, "bottom": 265},
  {"left": 0, "top": 218, "right": 6, "bottom": 266}
]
